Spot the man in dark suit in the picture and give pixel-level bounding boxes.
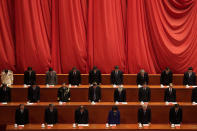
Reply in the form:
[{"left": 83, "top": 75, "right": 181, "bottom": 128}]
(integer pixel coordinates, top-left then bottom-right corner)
[
  {"left": 0, "top": 84, "right": 11, "bottom": 102},
  {"left": 28, "top": 84, "right": 40, "bottom": 102},
  {"left": 138, "top": 105, "right": 151, "bottom": 124},
  {"left": 89, "top": 66, "right": 102, "bottom": 85},
  {"left": 108, "top": 106, "right": 120, "bottom": 124},
  {"left": 169, "top": 104, "right": 182, "bottom": 124},
  {"left": 57, "top": 83, "right": 70, "bottom": 102},
  {"left": 136, "top": 69, "right": 149, "bottom": 85},
  {"left": 88, "top": 82, "right": 101, "bottom": 102},
  {"left": 68, "top": 67, "right": 81, "bottom": 86},
  {"left": 75, "top": 106, "right": 89, "bottom": 124},
  {"left": 183, "top": 67, "right": 196, "bottom": 86},
  {"left": 164, "top": 83, "right": 176, "bottom": 102},
  {"left": 46, "top": 67, "right": 57, "bottom": 85},
  {"left": 110, "top": 66, "right": 123, "bottom": 85},
  {"left": 45, "top": 104, "right": 58, "bottom": 124},
  {"left": 15, "top": 104, "right": 29, "bottom": 125},
  {"left": 114, "top": 86, "right": 126, "bottom": 102},
  {"left": 191, "top": 87, "right": 197, "bottom": 102},
  {"left": 138, "top": 83, "right": 151, "bottom": 102},
  {"left": 24, "top": 67, "right": 36, "bottom": 85},
  {"left": 160, "top": 67, "right": 173, "bottom": 86}
]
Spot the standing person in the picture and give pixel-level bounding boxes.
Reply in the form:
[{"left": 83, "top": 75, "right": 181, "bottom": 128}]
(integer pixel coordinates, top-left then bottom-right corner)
[
  {"left": 24, "top": 67, "right": 36, "bottom": 85},
  {"left": 138, "top": 83, "right": 151, "bottom": 102},
  {"left": 15, "top": 104, "right": 29, "bottom": 125},
  {"left": 57, "top": 83, "right": 70, "bottom": 102},
  {"left": 0, "top": 84, "right": 11, "bottom": 102},
  {"left": 160, "top": 67, "right": 173, "bottom": 86},
  {"left": 110, "top": 66, "right": 123, "bottom": 85},
  {"left": 164, "top": 83, "right": 176, "bottom": 102},
  {"left": 88, "top": 82, "right": 101, "bottom": 102},
  {"left": 28, "top": 84, "right": 40, "bottom": 103},
  {"left": 45, "top": 104, "right": 58, "bottom": 124},
  {"left": 1, "top": 69, "right": 13, "bottom": 85},
  {"left": 136, "top": 69, "right": 149, "bottom": 86},
  {"left": 89, "top": 66, "right": 101, "bottom": 85},
  {"left": 138, "top": 105, "right": 151, "bottom": 124},
  {"left": 169, "top": 104, "right": 182, "bottom": 124},
  {"left": 107, "top": 106, "right": 120, "bottom": 124},
  {"left": 114, "top": 85, "right": 126, "bottom": 102},
  {"left": 183, "top": 67, "right": 196, "bottom": 86},
  {"left": 75, "top": 106, "right": 89, "bottom": 124},
  {"left": 68, "top": 67, "right": 81, "bottom": 86},
  {"left": 46, "top": 67, "right": 57, "bottom": 85}
]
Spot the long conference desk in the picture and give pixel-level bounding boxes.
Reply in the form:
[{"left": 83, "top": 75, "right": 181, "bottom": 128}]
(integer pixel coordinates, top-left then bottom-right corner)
[
  {"left": 6, "top": 124, "right": 197, "bottom": 131},
  {"left": 1, "top": 102, "right": 197, "bottom": 124},
  {"left": 9, "top": 85, "right": 193, "bottom": 102},
  {"left": 0, "top": 74, "right": 188, "bottom": 85}
]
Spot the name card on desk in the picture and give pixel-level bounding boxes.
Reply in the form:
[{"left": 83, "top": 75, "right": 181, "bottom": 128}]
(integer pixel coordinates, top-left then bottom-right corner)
[
  {"left": 78, "top": 124, "right": 89, "bottom": 127},
  {"left": 26, "top": 102, "right": 34, "bottom": 105},
  {"left": 110, "top": 124, "right": 116, "bottom": 127},
  {"left": 122, "top": 102, "right": 128, "bottom": 104},
  {"left": 1, "top": 102, "right": 7, "bottom": 105},
  {"left": 143, "top": 124, "right": 150, "bottom": 127}
]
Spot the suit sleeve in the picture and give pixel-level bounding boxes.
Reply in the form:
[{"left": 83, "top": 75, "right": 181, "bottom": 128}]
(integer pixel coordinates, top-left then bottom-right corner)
[
  {"left": 55, "top": 72, "right": 57, "bottom": 85},
  {"left": 98, "top": 71, "right": 102, "bottom": 84},
  {"left": 174, "top": 89, "right": 176, "bottom": 102},
  {"left": 68, "top": 72, "right": 72, "bottom": 84},
  {"left": 8, "top": 88, "right": 11, "bottom": 102},
  {"left": 24, "top": 72, "right": 27, "bottom": 84},
  {"left": 169, "top": 108, "right": 173, "bottom": 124},
  {"left": 123, "top": 89, "right": 126, "bottom": 102},
  {"left": 164, "top": 89, "right": 167, "bottom": 102},
  {"left": 78, "top": 72, "right": 81, "bottom": 84},
  {"left": 194, "top": 73, "right": 196, "bottom": 85},
  {"left": 160, "top": 72, "right": 164, "bottom": 84},
  {"left": 180, "top": 108, "right": 182, "bottom": 123},
  {"left": 120, "top": 71, "right": 123, "bottom": 84},
  {"left": 98, "top": 87, "right": 101, "bottom": 100},
  {"left": 85, "top": 110, "right": 89, "bottom": 124},
  {"left": 28, "top": 87, "right": 31, "bottom": 101},
  {"left": 138, "top": 88, "right": 142, "bottom": 101},
  {"left": 88, "top": 71, "right": 92, "bottom": 84},
  {"left": 170, "top": 72, "right": 173, "bottom": 83},
  {"left": 183, "top": 73, "right": 187, "bottom": 85},
  {"left": 114, "top": 89, "right": 117, "bottom": 102},
  {"left": 55, "top": 109, "right": 58, "bottom": 123},
  {"left": 45, "top": 109, "right": 48, "bottom": 123},
  {"left": 25, "top": 109, "right": 29, "bottom": 124},
  {"left": 15, "top": 110, "right": 18, "bottom": 124},
  {"left": 192, "top": 89, "right": 195, "bottom": 102},
  {"left": 33, "top": 71, "right": 36, "bottom": 84},
  {"left": 110, "top": 72, "right": 114, "bottom": 84},
  {"left": 37, "top": 87, "right": 40, "bottom": 100},
  {"left": 148, "top": 109, "right": 151, "bottom": 123},
  {"left": 148, "top": 88, "right": 151, "bottom": 101},
  {"left": 88, "top": 88, "right": 91, "bottom": 101},
  {"left": 138, "top": 109, "right": 142, "bottom": 123},
  {"left": 46, "top": 73, "right": 49, "bottom": 84},
  {"left": 146, "top": 73, "right": 149, "bottom": 84},
  {"left": 136, "top": 74, "right": 140, "bottom": 85},
  {"left": 74, "top": 110, "right": 78, "bottom": 123}
]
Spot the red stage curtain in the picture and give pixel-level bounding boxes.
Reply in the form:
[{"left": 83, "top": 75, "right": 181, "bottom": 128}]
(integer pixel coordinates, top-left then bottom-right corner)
[{"left": 0, "top": 0, "right": 197, "bottom": 73}]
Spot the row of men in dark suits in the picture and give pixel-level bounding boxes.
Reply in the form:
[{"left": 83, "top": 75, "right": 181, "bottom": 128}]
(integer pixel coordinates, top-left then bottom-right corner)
[
  {"left": 2, "top": 82, "right": 197, "bottom": 103},
  {"left": 2, "top": 66, "right": 196, "bottom": 86},
  {"left": 15, "top": 104, "right": 182, "bottom": 125}
]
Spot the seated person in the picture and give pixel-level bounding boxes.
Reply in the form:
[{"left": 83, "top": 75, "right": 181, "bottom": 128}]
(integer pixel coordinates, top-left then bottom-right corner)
[
  {"left": 138, "top": 105, "right": 151, "bottom": 124},
  {"left": 110, "top": 66, "right": 123, "bottom": 85},
  {"left": 169, "top": 104, "right": 182, "bottom": 124},
  {"left": 57, "top": 83, "right": 70, "bottom": 102},
  {"left": 45, "top": 104, "right": 58, "bottom": 124},
  {"left": 88, "top": 82, "right": 101, "bottom": 102},
  {"left": 28, "top": 84, "right": 40, "bottom": 103},
  {"left": 75, "top": 106, "right": 89, "bottom": 124},
  {"left": 138, "top": 82, "right": 151, "bottom": 102},
  {"left": 108, "top": 106, "right": 120, "bottom": 124},
  {"left": 15, "top": 104, "right": 29, "bottom": 125},
  {"left": 0, "top": 84, "right": 11, "bottom": 102},
  {"left": 1, "top": 69, "right": 13, "bottom": 85},
  {"left": 160, "top": 67, "right": 173, "bottom": 86},
  {"left": 192, "top": 87, "right": 197, "bottom": 102},
  {"left": 68, "top": 67, "right": 81, "bottom": 86},
  {"left": 46, "top": 67, "right": 57, "bottom": 85},
  {"left": 164, "top": 83, "right": 176, "bottom": 102},
  {"left": 89, "top": 66, "right": 102, "bottom": 85},
  {"left": 24, "top": 67, "right": 36, "bottom": 85},
  {"left": 136, "top": 69, "right": 149, "bottom": 86},
  {"left": 114, "top": 85, "right": 126, "bottom": 102},
  {"left": 183, "top": 67, "right": 196, "bottom": 86}
]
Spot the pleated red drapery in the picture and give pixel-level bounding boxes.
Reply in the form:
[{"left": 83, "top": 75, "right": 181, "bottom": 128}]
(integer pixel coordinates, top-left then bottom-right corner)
[{"left": 0, "top": 0, "right": 197, "bottom": 74}]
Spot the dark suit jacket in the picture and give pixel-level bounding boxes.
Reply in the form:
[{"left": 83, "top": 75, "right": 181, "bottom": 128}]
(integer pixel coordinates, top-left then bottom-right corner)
[
  {"left": 110, "top": 70, "right": 123, "bottom": 85},
  {"left": 169, "top": 107, "right": 182, "bottom": 124},
  {"left": 0, "top": 86, "right": 11, "bottom": 102},
  {"left": 45, "top": 108, "right": 58, "bottom": 124},
  {"left": 75, "top": 108, "right": 89, "bottom": 124},
  {"left": 28, "top": 86, "right": 40, "bottom": 102},
  {"left": 191, "top": 87, "right": 197, "bottom": 102},
  {"left": 108, "top": 110, "right": 120, "bottom": 124},
  {"left": 24, "top": 70, "right": 36, "bottom": 85},
  {"left": 183, "top": 72, "right": 196, "bottom": 85},
  {"left": 164, "top": 88, "right": 176, "bottom": 102},
  {"left": 88, "top": 86, "right": 101, "bottom": 102},
  {"left": 136, "top": 72, "right": 149, "bottom": 85},
  {"left": 89, "top": 70, "right": 101, "bottom": 84},
  {"left": 138, "top": 107, "right": 151, "bottom": 124},
  {"left": 138, "top": 87, "right": 151, "bottom": 102},
  {"left": 57, "top": 87, "right": 70, "bottom": 102},
  {"left": 114, "top": 88, "right": 126, "bottom": 102},
  {"left": 160, "top": 71, "right": 173, "bottom": 85},
  {"left": 46, "top": 71, "right": 57, "bottom": 85},
  {"left": 68, "top": 70, "right": 81, "bottom": 85},
  {"left": 15, "top": 108, "right": 29, "bottom": 125}
]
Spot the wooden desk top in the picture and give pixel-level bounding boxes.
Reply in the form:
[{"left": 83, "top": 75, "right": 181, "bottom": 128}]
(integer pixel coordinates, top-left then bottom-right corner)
[
  {"left": 0, "top": 102, "right": 196, "bottom": 107},
  {"left": 6, "top": 124, "right": 197, "bottom": 130},
  {"left": 8, "top": 85, "right": 195, "bottom": 89}
]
